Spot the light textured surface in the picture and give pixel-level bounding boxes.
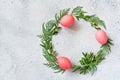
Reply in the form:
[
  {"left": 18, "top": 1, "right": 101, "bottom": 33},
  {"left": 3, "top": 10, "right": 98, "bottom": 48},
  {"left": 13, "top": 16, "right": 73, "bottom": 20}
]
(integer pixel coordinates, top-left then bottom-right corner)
[{"left": 0, "top": 0, "right": 120, "bottom": 80}]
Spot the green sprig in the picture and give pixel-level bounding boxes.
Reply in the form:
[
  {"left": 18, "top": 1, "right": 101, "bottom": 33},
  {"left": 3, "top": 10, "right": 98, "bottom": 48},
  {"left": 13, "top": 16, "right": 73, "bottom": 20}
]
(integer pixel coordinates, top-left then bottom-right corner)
[
  {"left": 72, "top": 50, "right": 104, "bottom": 74},
  {"left": 72, "top": 6, "right": 106, "bottom": 30},
  {"left": 55, "top": 8, "right": 70, "bottom": 24},
  {"left": 40, "top": 9, "right": 70, "bottom": 73},
  {"left": 101, "top": 38, "right": 113, "bottom": 53}
]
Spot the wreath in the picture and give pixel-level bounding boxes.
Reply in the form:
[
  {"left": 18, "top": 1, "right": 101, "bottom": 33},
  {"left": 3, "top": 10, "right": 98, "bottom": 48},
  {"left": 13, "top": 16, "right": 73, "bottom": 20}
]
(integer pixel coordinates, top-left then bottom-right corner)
[{"left": 38, "top": 6, "right": 113, "bottom": 75}]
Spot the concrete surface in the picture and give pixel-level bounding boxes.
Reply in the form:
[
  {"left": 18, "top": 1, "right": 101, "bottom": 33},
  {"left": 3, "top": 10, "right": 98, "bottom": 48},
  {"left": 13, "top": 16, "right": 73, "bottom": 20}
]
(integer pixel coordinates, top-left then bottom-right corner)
[{"left": 0, "top": 0, "right": 120, "bottom": 80}]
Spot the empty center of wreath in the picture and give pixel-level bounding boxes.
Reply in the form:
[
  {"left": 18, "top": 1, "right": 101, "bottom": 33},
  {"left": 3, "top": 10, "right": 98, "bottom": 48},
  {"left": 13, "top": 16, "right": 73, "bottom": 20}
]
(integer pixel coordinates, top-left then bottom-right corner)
[{"left": 52, "top": 20, "right": 100, "bottom": 59}]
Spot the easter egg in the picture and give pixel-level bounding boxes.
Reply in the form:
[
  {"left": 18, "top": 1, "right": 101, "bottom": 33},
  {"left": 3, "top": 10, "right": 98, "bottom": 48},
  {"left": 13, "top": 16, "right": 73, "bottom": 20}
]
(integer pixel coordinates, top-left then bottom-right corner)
[
  {"left": 60, "top": 14, "right": 75, "bottom": 27},
  {"left": 95, "top": 30, "right": 108, "bottom": 44},
  {"left": 57, "top": 56, "right": 72, "bottom": 70}
]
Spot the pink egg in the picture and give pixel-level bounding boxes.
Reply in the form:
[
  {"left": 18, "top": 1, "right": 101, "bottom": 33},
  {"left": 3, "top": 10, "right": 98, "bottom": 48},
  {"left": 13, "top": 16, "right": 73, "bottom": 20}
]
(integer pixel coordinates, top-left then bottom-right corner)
[
  {"left": 57, "top": 56, "right": 72, "bottom": 70},
  {"left": 60, "top": 14, "right": 74, "bottom": 27},
  {"left": 95, "top": 30, "right": 108, "bottom": 44}
]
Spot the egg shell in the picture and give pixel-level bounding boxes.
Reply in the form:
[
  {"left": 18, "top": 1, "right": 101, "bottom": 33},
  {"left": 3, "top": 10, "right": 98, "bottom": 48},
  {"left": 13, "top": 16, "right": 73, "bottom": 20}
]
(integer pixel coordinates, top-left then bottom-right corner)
[
  {"left": 60, "top": 14, "right": 74, "bottom": 27},
  {"left": 57, "top": 56, "right": 72, "bottom": 70},
  {"left": 95, "top": 30, "right": 108, "bottom": 44}
]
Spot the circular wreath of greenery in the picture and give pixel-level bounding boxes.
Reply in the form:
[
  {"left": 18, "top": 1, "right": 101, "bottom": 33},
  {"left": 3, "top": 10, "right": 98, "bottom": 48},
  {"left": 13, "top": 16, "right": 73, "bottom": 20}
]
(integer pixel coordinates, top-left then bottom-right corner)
[{"left": 38, "top": 6, "right": 113, "bottom": 75}]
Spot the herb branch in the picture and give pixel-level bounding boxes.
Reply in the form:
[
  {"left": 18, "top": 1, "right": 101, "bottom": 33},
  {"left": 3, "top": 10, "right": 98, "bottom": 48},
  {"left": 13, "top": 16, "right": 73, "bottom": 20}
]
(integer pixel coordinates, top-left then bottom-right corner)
[{"left": 72, "top": 6, "right": 106, "bottom": 30}]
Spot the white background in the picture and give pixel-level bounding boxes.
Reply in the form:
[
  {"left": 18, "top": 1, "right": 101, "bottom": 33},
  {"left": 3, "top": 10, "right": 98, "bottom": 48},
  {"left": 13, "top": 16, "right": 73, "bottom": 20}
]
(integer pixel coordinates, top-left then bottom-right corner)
[{"left": 0, "top": 0, "right": 120, "bottom": 80}]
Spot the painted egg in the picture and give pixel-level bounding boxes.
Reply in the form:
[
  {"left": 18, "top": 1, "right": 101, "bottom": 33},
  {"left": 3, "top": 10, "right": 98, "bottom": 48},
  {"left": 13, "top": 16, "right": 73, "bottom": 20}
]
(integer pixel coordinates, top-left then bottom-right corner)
[
  {"left": 95, "top": 30, "right": 108, "bottom": 44},
  {"left": 57, "top": 56, "right": 72, "bottom": 70},
  {"left": 60, "top": 14, "right": 74, "bottom": 27}
]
